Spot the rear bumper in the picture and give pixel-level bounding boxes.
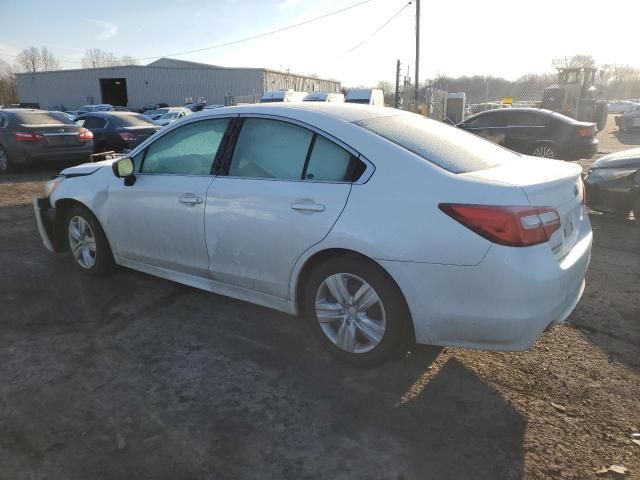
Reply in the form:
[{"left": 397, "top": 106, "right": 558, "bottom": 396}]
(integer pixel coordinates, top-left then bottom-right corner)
[
  {"left": 379, "top": 214, "right": 593, "bottom": 351},
  {"left": 560, "top": 138, "right": 598, "bottom": 160},
  {"left": 9, "top": 143, "right": 94, "bottom": 165}
]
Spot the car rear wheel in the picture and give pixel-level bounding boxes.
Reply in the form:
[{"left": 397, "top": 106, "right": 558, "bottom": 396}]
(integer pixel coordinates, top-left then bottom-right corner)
[
  {"left": 65, "top": 205, "right": 115, "bottom": 275},
  {"left": 303, "top": 256, "right": 412, "bottom": 366},
  {"left": 0, "top": 147, "right": 12, "bottom": 174},
  {"left": 532, "top": 143, "right": 556, "bottom": 158}
]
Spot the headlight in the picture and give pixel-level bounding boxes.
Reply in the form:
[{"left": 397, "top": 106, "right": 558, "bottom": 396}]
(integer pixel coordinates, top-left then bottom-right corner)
[
  {"left": 588, "top": 168, "right": 637, "bottom": 181},
  {"left": 44, "top": 175, "right": 64, "bottom": 197}
]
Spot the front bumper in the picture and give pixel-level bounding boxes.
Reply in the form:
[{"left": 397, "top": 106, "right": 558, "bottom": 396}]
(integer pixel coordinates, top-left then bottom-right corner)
[
  {"left": 33, "top": 197, "right": 57, "bottom": 252},
  {"left": 379, "top": 217, "right": 593, "bottom": 351}
]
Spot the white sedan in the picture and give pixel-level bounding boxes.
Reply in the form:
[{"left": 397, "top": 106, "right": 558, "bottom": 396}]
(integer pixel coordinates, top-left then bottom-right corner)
[{"left": 34, "top": 104, "right": 592, "bottom": 365}]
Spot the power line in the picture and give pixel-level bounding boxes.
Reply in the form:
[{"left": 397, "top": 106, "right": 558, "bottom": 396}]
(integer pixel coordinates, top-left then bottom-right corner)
[
  {"left": 63, "top": 0, "right": 378, "bottom": 64},
  {"left": 345, "top": 1, "right": 412, "bottom": 54}
]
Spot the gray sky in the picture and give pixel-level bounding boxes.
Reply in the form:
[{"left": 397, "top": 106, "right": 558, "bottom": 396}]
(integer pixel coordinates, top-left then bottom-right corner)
[{"left": 0, "top": 0, "right": 637, "bottom": 85}]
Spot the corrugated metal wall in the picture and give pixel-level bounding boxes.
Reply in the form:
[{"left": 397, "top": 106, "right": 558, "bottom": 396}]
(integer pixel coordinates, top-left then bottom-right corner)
[
  {"left": 262, "top": 71, "right": 340, "bottom": 94},
  {"left": 17, "top": 66, "right": 342, "bottom": 109}
]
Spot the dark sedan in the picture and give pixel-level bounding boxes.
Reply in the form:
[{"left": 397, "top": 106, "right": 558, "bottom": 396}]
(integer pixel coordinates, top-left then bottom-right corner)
[
  {"left": 584, "top": 148, "right": 640, "bottom": 223},
  {"left": 457, "top": 108, "right": 598, "bottom": 161},
  {"left": 75, "top": 112, "right": 160, "bottom": 153},
  {"left": 0, "top": 109, "right": 94, "bottom": 173}
]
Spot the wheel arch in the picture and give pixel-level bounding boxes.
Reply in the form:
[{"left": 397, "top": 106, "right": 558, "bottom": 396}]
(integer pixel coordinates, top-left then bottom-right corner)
[
  {"left": 292, "top": 247, "right": 416, "bottom": 342},
  {"left": 53, "top": 198, "right": 105, "bottom": 252}
]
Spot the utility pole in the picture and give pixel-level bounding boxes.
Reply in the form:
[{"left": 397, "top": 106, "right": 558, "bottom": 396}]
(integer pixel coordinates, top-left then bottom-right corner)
[
  {"left": 394, "top": 59, "right": 401, "bottom": 109},
  {"left": 414, "top": 0, "right": 420, "bottom": 113}
]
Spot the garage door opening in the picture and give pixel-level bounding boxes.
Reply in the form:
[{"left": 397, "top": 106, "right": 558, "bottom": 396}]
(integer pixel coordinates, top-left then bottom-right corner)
[{"left": 100, "top": 78, "right": 128, "bottom": 106}]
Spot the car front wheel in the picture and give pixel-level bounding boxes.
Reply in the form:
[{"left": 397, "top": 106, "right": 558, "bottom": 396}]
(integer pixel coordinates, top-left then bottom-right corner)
[
  {"left": 0, "top": 147, "right": 12, "bottom": 174},
  {"left": 65, "top": 205, "right": 115, "bottom": 274},
  {"left": 303, "top": 256, "right": 412, "bottom": 366}
]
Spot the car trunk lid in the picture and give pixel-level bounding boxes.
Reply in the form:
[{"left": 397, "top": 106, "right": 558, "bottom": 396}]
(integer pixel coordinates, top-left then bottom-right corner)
[
  {"left": 19, "top": 124, "right": 87, "bottom": 148},
  {"left": 463, "top": 157, "right": 585, "bottom": 260}
]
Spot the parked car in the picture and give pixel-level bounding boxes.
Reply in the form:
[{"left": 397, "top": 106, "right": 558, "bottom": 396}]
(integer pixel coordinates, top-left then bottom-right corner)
[
  {"left": 607, "top": 101, "right": 638, "bottom": 114},
  {"left": 52, "top": 111, "right": 76, "bottom": 121},
  {"left": 584, "top": 148, "right": 640, "bottom": 223},
  {"left": 614, "top": 103, "right": 640, "bottom": 132},
  {"left": 303, "top": 92, "right": 345, "bottom": 103},
  {"left": 457, "top": 108, "right": 598, "bottom": 160},
  {"left": 345, "top": 89, "right": 384, "bottom": 106},
  {"left": 77, "top": 104, "right": 114, "bottom": 114},
  {"left": 0, "top": 109, "right": 93, "bottom": 173},
  {"left": 259, "top": 90, "right": 307, "bottom": 103},
  {"left": 202, "top": 104, "right": 225, "bottom": 110},
  {"left": 184, "top": 102, "right": 206, "bottom": 112},
  {"left": 155, "top": 107, "right": 192, "bottom": 126},
  {"left": 34, "top": 104, "right": 591, "bottom": 365},
  {"left": 74, "top": 112, "right": 159, "bottom": 153}
]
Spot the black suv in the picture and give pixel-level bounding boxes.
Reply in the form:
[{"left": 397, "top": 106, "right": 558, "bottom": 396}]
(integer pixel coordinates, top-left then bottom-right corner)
[{"left": 457, "top": 108, "right": 598, "bottom": 160}]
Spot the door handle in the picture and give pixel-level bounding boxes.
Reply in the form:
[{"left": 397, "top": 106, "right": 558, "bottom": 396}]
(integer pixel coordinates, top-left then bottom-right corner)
[
  {"left": 291, "top": 202, "right": 325, "bottom": 212},
  {"left": 179, "top": 195, "right": 203, "bottom": 205}
]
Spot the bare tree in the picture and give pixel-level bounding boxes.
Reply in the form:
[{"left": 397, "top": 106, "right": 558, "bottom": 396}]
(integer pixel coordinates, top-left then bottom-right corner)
[
  {"left": 82, "top": 49, "right": 137, "bottom": 68},
  {"left": 0, "top": 60, "right": 18, "bottom": 105},
  {"left": 552, "top": 54, "right": 596, "bottom": 70},
  {"left": 15, "top": 46, "right": 61, "bottom": 72},
  {"left": 40, "top": 47, "right": 60, "bottom": 71},
  {"left": 376, "top": 80, "right": 395, "bottom": 105},
  {"left": 16, "top": 47, "right": 42, "bottom": 72}
]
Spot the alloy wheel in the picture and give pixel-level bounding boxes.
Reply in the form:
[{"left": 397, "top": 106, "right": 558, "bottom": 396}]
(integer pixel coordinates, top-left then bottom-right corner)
[
  {"left": 68, "top": 215, "right": 97, "bottom": 269},
  {"left": 533, "top": 145, "right": 555, "bottom": 158},
  {"left": 315, "top": 273, "right": 386, "bottom": 354}
]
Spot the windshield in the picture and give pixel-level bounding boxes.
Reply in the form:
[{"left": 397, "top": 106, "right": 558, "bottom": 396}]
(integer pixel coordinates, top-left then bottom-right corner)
[
  {"left": 12, "top": 111, "right": 73, "bottom": 125},
  {"left": 259, "top": 98, "right": 284, "bottom": 103},
  {"left": 345, "top": 98, "right": 371, "bottom": 104},
  {"left": 159, "top": 112, "right": 179, "bottom": 120},
  {"left": 355, "top": 114, "right": 518, "bottom": 173},
  {"left": 117, "top": 115, "right": 157, "bottom": 127}
]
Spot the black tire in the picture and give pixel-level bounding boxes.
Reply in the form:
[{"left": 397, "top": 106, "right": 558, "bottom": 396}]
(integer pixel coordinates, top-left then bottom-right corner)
[
  {"left": 595, "top": 101, "right": 608, "bottom": 132},
  {"left": 531, "top": 142, "right": 556, "bottom": 159},
  {"left": 0, "top": 146, "right": 13, "bottom": 174},
  {"left": 65, "top": 204, "right": 115, "bottom": 275},
  {"left": 302, "top": 255, "right": 412, "bottom": 366}
]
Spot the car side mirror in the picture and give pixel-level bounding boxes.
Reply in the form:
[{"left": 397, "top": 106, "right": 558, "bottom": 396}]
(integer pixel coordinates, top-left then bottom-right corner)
[{"left": 112, "top": 157, "right": 136, "bottom": 186}]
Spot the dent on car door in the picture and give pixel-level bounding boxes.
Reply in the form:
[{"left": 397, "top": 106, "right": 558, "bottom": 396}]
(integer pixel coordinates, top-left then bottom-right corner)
[
  {"left": 205, "top": 117, "right": 355, "bottom": 298},
  {"left": 106, "top": 117, "right": 232, "bottom": 275}
]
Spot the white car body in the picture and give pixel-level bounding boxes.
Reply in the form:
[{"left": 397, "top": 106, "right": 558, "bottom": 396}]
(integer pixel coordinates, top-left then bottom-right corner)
[
  {"left": 303, "top": 92, "right": 345, "bottom": 103},
  {"left": 259, "top": 90, "right": 308, "bottom": 103},
  {"left": 345, "top": 89, "right": 385, "bottom": 106},
  {"left": 34, "top": 104, "right": 592, "bottom": 353},
  {"left": 154, "top": 107, "right": 192, "bottom": 126}
]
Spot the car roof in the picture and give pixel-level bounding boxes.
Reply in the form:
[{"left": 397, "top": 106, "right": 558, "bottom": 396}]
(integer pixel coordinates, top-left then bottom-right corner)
[
  {"left": 78, "top": 111, "right": 140, "bottom": 117},
  {"left": 191, "top": 102, "right": 404, "bottom": 124}
]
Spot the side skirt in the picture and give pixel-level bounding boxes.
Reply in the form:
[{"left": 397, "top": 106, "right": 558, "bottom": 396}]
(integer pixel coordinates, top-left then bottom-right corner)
[{"left": 117, "top": 257, "right": 298, "bottom": 316}]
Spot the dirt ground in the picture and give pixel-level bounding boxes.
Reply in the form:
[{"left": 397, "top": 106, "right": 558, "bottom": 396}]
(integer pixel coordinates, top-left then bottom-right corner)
[{"left": 0, "top": 115, "right": 638, "bottom": 479}]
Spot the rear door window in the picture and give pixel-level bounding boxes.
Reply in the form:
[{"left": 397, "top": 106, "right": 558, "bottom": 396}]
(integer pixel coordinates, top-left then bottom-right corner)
[
  {"left": 117, "top": 115, "right": 157, "bottom": 127},
  {"left": 355, "top": 114, "right": 518, "bottom": 173}
]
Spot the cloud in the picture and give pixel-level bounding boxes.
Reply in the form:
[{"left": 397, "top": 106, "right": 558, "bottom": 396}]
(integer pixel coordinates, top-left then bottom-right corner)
[{"left": 87, "top": 19, "right": 119, "bottom": 40}]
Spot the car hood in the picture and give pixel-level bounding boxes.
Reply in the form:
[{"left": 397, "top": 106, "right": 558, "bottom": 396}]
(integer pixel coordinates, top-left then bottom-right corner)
[
  {"left": 591, "top": 148, "right": 640, "bottom": 169},
  {"left": 60, "top": 158, "right": 120, "bottom": 176}
]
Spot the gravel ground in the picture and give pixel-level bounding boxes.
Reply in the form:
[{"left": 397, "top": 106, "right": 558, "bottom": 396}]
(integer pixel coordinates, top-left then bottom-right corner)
[{"left": 0, "top": 116, "right": 638, "bottom": 479}]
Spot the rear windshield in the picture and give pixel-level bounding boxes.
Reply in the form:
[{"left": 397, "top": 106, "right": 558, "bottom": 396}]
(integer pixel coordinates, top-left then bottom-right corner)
[
  {"left": 354, "top": 114, "right": 518, "bottom": 173},
  {"left": 259, "top": 98, "right": 283, "bottom": 103},
  {"left": 12, "top": 111, "right": 73, "bottom": 125},
  {"left": 116, "top": 115, "right": 157, "bottom": 127},
  {"left": 346, "top": 99, "right": 370, "bottom": 104}
]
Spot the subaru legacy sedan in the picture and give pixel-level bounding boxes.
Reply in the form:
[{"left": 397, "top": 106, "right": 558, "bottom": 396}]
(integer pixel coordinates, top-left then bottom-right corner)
[{"left": 33, "top": 104, "right": 592, "bottom": 365}]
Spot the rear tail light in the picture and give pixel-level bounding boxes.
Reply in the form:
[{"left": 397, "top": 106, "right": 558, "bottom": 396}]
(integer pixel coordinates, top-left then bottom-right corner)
[
  {"left": 439, "top": 204, "right": 561, "bottom": 247},
  {"left": 578, "top": 125, "right": 596, "bottom": 137},
  {"left": 14, "top": 131, "right": 44, "bottom": 142},
  {"left": 119, "top": 132, "right": 137, "bottom": 142},
  {"left": 78, "top": 128, "right": 93, "bottom": 140}
]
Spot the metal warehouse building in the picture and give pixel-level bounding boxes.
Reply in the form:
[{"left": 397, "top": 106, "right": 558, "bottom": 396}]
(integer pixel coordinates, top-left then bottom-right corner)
[{"left": 16, "top": 58, "right": 341, "bottom": 109}]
